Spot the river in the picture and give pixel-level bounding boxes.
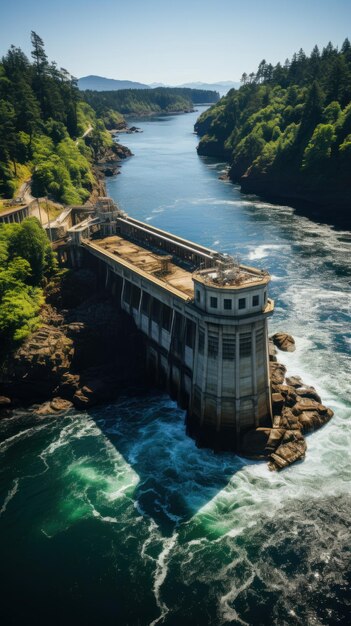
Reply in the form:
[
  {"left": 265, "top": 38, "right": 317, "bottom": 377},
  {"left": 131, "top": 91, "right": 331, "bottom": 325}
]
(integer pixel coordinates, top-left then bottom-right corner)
[{"left": 1, "top": 107, "right": 350, "bottom": 625}]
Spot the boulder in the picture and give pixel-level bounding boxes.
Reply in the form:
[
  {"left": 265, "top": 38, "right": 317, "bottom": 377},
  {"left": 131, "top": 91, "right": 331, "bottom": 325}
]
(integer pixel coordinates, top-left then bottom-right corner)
[
  {"left": 1, "top": 326, "right": 74, "bottom": 403},
  {"left": 275, "top": 407, "right": 301, "bottom": 430},
  {"left": 271, "top": 332, "right": 296, "bottom": 352},
  {"left": 269, "top": 430, "right": 307, "bottom": 470},
  {"left": 239, "top": 428, "right": 271, "bottom": 459},
  {"left": 296, "top": 386, "right": 322, "bottom": 403},
  {"left": 277, "top": 385, "right": 300, "bottom": 407},
  {"left": 270, "top": 362, "right": 287, "bottom": 385},
  {"left": 269, "top": 340, "right": 278, "bottom": 362},
  {"left": 0, "top": 396, "right": 12, "bottom": 420},
  {"left": 271, "top": 392, "right": 285, "bottom": 414},
  {"left": 298, "top": 408, "right": 333, "bottom": 433},
  {"left": 35, "top": 397, "right": 73, "bottom": 416},
  {"left": 285, "top": 375, "right": 304, "bottom": 388},
  {"left": 292, "top": 398, "right": 323, "bottom": 415},
  {"left": 0, "top": 396, "right": 11, "bottom": 407}
]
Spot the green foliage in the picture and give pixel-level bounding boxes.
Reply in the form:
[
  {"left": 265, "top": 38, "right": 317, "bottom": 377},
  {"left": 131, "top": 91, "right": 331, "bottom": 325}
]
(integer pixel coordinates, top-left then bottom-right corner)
[
  {"left": 0, "top": 33, "right": 111, "bottom": 203},
  {"left": 0, "top": 218, "right": 57, "bottom": 344},
  {"left": 196, "top": 39, "right": 351, "bottom": 197},
  {"left": 0, "top": 287, "right": 43, "bottom": 342},
  {"left": 82, "top": 87, "right": 218, "bottom": 118},
  {"left": 101, "top": 108, "right": 125, "bottom": 129},
  {"left": 302, "top": 124, "right": 336, "bottom": 171},
  {"left": 7, "top": 217, "right": 56, "bottom": 281}
]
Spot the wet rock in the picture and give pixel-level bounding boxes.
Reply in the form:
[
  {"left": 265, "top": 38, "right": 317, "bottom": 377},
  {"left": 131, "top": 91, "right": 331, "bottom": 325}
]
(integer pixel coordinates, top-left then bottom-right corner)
[
  {"left": 271, "top": 392, "right": 285, "bottom": 414},
  {"left": 298, "top": 408, "right": 333, "bottom": 433},
  {"left": 275, "top": 407, "right": 301, "bottom": 430},
  {"left": 239, "top": 428, "right": 271, "bottom": 459},
  {"left": 269, "top": 362, "right": 287, "bottom": 385},
  {"left": 34, "top": 397, "right": 73, "bottom": 416},
  {"left": 271, "top": 332, "right": 296, "bottom": 352},
  {"left": 269, "top": 340, "right": 278, "bottom": 362},
  {"left": 0, "top": 396, "right": 13, "bottom": 419},
  {"left": 0, "top": 396, "right": 11, "bottom": 407},
  {"left": 292, "top": 398, "right": 324, "bottom": 415},
  {"left": 1, "top": 326, "right": 74, "bottom": 403},
  {"left": 277, "top": 385, "right": 300, "bottom": 407},
  {"left": 285, "top": 375, "right": 304, "bottom": 388},
  {"left": 269, "top": 430, "right": 306, "bottom": 470},
  {"left": 296, "top": 386, "right": 321, "bottom": 403}
]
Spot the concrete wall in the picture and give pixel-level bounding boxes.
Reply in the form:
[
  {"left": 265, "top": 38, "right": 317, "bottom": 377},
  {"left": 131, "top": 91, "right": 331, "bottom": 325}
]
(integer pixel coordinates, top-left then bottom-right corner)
[{"left": 81, "top": 248, "right": 273, "bottom": 451}]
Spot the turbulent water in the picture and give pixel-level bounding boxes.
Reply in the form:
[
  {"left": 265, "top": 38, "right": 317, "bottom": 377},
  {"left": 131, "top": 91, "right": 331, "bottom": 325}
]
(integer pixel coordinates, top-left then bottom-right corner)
[{"left": 1, "top": 108, "right": 350, "bottom": 625}]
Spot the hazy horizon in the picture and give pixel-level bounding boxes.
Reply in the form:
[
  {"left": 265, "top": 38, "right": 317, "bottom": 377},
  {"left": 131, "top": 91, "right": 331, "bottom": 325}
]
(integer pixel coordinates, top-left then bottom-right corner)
[{"left": 0, "top": 0, "right": 350, "bottom": 84}]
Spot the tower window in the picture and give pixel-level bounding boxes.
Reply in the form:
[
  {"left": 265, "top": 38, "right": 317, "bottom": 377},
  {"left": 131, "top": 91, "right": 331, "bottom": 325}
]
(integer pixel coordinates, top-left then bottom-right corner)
[
  {"left": 196, "top": 289, "right": 201, "bottom": 303},
  {"left": 210, "top": 296, "right": 218, "bottom": 309},
  {"left": 224, "top": 298, "right": 232, "bottom": 310},
  {"left": 208, "top": 335, "right": 218, "bottom": 358},
  {"left": 223, "top": 335, "right": 236, "bottom": 360},
  {"left": 238, "top": 297, "right": 246, "bottom": 310},
  {"left": 252, "top": 295, "right": 259, "bottom": 306},
  {"left": 264, "top": 291, "right": 267, "bottom": 303}
]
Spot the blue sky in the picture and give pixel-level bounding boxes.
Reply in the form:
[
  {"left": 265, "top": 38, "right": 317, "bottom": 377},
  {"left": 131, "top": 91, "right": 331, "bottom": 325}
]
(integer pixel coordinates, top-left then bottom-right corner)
[{"left": 0, "top": 0, "right": 350, "bottom": 84}]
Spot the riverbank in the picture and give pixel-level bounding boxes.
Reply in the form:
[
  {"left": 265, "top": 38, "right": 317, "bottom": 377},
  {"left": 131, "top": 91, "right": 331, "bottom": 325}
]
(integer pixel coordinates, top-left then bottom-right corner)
[{"left": 0, "top": 269, "right": 146, "bottom": 417}]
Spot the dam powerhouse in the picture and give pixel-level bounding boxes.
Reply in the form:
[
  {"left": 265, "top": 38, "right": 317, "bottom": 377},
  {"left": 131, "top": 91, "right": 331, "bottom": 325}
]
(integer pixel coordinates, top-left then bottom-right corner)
[{"left": 57, "top": 198, "right": 274, "bottom": 450}]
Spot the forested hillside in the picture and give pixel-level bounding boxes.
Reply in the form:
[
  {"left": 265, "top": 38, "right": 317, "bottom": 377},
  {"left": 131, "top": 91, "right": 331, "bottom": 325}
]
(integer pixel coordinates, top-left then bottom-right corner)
[
  {"left": 0, "top": 217, "right": 57, "bottom": 346},
  {"left": 82, "top": 86, "right": 219, "bottom": 117},
  {"left": 0, "top": 32, "right": 113, "bottom": 204},
  {"left": 195, "top": 40, "right": 351, "bottom": 211}
]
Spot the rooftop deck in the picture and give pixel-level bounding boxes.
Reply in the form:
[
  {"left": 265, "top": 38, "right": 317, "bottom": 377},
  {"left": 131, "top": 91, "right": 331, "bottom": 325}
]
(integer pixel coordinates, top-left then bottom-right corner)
[{"left": 86, "top": 235, "right": 195, "bottom": 299}]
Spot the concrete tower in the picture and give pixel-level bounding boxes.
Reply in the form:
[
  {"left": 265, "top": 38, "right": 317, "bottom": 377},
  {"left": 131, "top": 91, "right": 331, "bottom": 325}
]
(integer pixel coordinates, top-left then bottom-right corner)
[{"left": 187, "top": 256, "right": 274, "bottom": 449}]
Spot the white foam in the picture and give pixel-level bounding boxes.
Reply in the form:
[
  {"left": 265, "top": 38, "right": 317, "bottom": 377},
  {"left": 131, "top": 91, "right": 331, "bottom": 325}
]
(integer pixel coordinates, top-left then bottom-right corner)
[
  {"left": 150, "top": 532, "right": 178, "bottom": 626},
  {"left": 0, "top": 424, "right": 47, "bottom": 452},
  {"left": 248, "top": 244, "right": 291, "bottom": 260},
  {"left": 0, "top": 478, "right": 19, "bottom": 516}
]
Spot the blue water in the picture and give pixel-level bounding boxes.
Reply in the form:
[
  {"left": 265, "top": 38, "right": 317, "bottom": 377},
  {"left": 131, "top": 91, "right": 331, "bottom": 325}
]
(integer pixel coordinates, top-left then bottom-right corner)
[{"left": 1, "top": 108, "right": 350, "bottom": 625}]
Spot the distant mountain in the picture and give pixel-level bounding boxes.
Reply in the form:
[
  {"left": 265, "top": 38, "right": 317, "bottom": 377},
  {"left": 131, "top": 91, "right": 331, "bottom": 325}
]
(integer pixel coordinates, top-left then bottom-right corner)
[
  {"left": 178, "top": 81, "right": 240, "bottom": 96},
  {"left": 78, "top": 75, "right": 149, "bottom": 91},
  {"left": 79, "top": 76, "right": 239, "bottom": 96},
  {"left": 150, "top": 81, "right": 240, "bottom": 96}
]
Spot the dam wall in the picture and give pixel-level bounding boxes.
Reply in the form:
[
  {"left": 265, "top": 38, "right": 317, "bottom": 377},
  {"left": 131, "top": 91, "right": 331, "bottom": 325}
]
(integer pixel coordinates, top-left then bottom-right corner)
[{"left": 63, "top": 199, "right": 274, "bottom": 450}]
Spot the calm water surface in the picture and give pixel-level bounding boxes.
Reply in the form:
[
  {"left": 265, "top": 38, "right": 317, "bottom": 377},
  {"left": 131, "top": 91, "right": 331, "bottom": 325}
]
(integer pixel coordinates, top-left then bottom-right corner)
[{"left": 1, "top": 108, "right": 350, "bottom": 625}]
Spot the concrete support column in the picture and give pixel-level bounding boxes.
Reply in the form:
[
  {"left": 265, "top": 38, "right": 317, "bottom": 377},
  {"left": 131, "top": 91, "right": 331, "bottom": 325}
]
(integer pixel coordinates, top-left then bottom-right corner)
[
  {"left": 189, "top": 320, "right": 199, "bottom": 416},
  {"left": 264, "top": 319, "right": 273, "bottom": 421},
  {"left": 251, "top": 326, "right": 259, "bottom": 426},
  {"left": 121, "top": 277, "right": 126, "bottom": 309},
  {"left": 216, "top": 326, "right": 223, "bottom": 431},
  {"left": 235, "top": 329, "right": 241, "bottom": 437},
  {"left": 200, "top": 325, "right": 209, "bottom": 425}
]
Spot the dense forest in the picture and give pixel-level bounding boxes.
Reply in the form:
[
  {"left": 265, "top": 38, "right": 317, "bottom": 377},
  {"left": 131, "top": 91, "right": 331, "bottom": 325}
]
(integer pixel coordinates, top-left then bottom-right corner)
[
  {"left": 0, "top": 217, "right": 57, "bottom": 346},
  {"left": 82, "top": 87, "right": 219, "bottom": 117},
  {"left": 0, "top": 32, "right": 113, "bottom": 204},
  {"left": 195, "top": 40, "right": 351, "bottom": 211}
]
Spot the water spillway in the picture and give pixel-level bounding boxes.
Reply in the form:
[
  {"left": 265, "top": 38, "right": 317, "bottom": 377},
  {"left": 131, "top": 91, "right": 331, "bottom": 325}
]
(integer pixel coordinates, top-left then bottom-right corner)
[{"left": 66, "top": 199, "right": 274, "bottom": 450}]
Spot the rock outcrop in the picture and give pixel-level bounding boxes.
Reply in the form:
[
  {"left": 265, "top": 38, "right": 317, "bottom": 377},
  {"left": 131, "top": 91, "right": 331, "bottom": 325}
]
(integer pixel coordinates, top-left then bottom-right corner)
[
  {"left": 0, "top": 270, "right": 146, "bottom": 416},
  {"left": 271, "top": 332, "right": 296, "bottom": 352},
  {"left": 240, "top": 332, "right": 334, "bottom": 470}
]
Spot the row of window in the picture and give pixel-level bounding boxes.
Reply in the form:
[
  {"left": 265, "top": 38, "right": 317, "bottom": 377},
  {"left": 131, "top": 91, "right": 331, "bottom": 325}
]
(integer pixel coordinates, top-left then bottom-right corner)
[
  {"left": 205, "top": 293, "right": 265, "bottom": 310},
  {"left": 198, "top": 331, "right": 255, "bottom": 359}
]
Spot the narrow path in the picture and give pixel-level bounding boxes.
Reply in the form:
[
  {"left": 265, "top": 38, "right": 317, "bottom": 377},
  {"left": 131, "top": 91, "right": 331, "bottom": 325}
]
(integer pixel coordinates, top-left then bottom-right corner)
[{"left": 17, "top": 124, "right": 94, "bottom": 225}]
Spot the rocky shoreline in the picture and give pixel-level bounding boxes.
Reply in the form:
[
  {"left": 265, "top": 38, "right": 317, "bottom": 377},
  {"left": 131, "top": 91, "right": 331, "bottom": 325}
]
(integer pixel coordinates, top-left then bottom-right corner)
[
  {"left": 240, "top": 332, "right": 334, "bottom": 470},
  {"left": 0, "top": 270, "right": 146, "bottom": 419}
]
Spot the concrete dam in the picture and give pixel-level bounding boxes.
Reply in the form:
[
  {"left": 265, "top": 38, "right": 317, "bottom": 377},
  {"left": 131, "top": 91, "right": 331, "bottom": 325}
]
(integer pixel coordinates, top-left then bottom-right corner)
[{"left": 61, "top": 198, "right": 274, "bottom": 450}]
